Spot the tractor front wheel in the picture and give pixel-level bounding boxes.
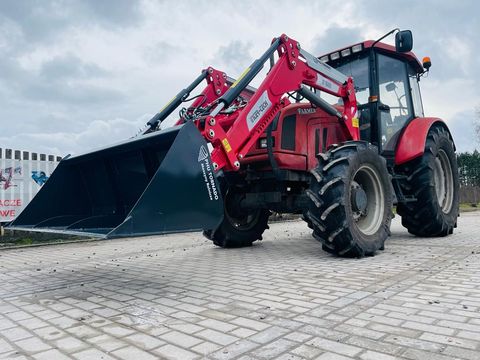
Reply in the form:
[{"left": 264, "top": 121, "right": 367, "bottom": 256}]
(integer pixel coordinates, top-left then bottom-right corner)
[
  {"left": 304, "top": 142, "right": 393, "bottom": 257},
  {"left": 396, "top": 125, "right": 459, "bottom": 236},
  {"left": 203, "top": 188, "right": 270, "bottom": 248}
]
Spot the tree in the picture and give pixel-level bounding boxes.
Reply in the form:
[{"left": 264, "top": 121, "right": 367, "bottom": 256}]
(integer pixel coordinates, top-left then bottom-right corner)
[
  {"left": 458, "top": 151, "right": 480, "bottom": 187},
  {"left": 476, "top": 105, "right": 480, "bottom": 146}
]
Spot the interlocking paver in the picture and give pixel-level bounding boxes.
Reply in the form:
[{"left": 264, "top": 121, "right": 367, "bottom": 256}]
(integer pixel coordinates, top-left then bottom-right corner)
[
  {"left": 291, "top": 343, "right": 322, "bottom": 358},
  {"left": 191, "top": 340, "right": 222, "bottom": 355},
  {"left": 86, "top": 334, "right": 127, "bottom": 352},
  {"left": 111, "top": 345, "right": 158, "bottom": 360},
  {"left": 251, "top": 337, "right": 297, "bottom": 358},
  {"left": 14, "top": 337, "right": 51, "bottom": 354},
  {"left": 0, "top": 327, "right": 32, "bottom": 342},
  {"left": 124, "top": 332, "right": 165, "bottom": 350},
  {"left": 32, "top": 349, "right": 71, "bottom": 360},
  {"left": 33, "top": 326, "right": 65, "bottom": 341},
  {"left": 197, "top": 318, "right": 238, "bottom": 332},
  {"left": 0, "top": 338, "right": 14, "bottom": 353},
  {"left": 210, "top": 339, "right": 259, "bottom": 360},
  {"left": 72, "top": 348, "right": 116, "bottom": 360},
  {"left": 0, "top": 212, "right": 479, "bottom": 359},
  {"left": 308, "top": 336, "right": 363, "bottom": 357},
  {"left": 359, "top": 350, "right": 398, "bottom": 360},
  {"left": 53, "top": 336, "right": 89, "bottom": 353},
  {"left": 315, "top": 352, "right": 353, "bottom": 360},
  {"left": 159, "top": 330, "right": 202, "bottom": 348},
  {"left": 231, "top": 316, "right": 271, "bottom": 331},
  {"left": 153, "top": 344, "right": 199, "bottom": 360},
  {"left": 196, "top": 328, "right": 238, "bottom": 346}
]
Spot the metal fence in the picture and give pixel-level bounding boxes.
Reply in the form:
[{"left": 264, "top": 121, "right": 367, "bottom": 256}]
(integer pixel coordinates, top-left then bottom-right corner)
[{"left": 460, "top": 185, "right": 480, "bottom": 205}]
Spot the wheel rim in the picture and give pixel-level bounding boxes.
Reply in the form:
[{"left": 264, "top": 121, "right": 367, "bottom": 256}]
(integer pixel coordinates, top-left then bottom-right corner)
[
  {"left": 351, "top": 165, "right": 385, "bottom": 236},
  {"left": 433, "top": 149, "right": 454, "bottom": 213},
  {"left": 224, "top": 190, "right": 261, "bottom": 231},
  {"left": 225, "top": 210, "right": 261, "bottom": 230}
]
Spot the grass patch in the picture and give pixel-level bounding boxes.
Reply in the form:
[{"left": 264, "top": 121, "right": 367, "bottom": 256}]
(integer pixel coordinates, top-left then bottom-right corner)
[
  {"left": 13, "top": 237, "right": 33, "bottom": 245},
  {"left": 460, "top": 203, "right": 479, "bottom": 212},
  {"left": 0, "top": 228, "right": 90, "bottom": 248}
]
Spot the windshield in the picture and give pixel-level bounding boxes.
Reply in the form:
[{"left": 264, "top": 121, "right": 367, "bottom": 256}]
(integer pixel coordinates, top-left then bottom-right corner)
[
  {"left": 321, "top": 55, "right": 369, "bottom": 106},
  {"left": 335, "top": 56, "right": 369, "bottom": 105}
]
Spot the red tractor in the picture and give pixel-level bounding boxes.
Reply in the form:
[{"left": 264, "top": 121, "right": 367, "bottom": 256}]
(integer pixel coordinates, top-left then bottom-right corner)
[{"left": 11, "top": 29, "right": 459, "bottom": 257}]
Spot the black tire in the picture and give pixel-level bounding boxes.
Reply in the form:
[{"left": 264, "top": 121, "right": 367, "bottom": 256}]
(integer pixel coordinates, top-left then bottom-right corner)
[
  {"left": 396, "top": 125, "right": 459, "bottom": 236},
  {"left": 203, "top": 188, "right": 270, "bottom": 248},
  {"left": 304, "top": 142, "right": 393, "bottom": 257}
]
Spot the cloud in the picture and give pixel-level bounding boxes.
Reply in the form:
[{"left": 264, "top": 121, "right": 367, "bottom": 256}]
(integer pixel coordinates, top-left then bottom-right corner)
[
  {"left": 311, "top": 25, "right": 365, "bottom": 55},
  {"left": 0, "top": 53, "right": 123, "bottom": 108},
  {"left": 445, "top": 110, "right": 478, "bottom": 153},
  {"left": 0, "top": 0, "right": 143, "bottom": 43},
  {"left": 39, "top": 54, "right": 108, "bottom": 80},
  {"left": 144, "top": 41, "right": 181, "bottom": 65},
  {"left": 0, "top": 116, "right": 148, "bottom": 155},
  {"left": 355, "top": 0, "right": 480, "bottom": 81},
  {"left": 22, "top": 82, "right": 124, "bottom": 105},
  {"left": 213, "top": 40, "right": 253, "bottom": 75}
]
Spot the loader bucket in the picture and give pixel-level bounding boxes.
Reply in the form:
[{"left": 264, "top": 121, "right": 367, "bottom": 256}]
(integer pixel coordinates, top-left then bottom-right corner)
[{"left": 10, "top": 121, "right": 224, "bottom": 238}]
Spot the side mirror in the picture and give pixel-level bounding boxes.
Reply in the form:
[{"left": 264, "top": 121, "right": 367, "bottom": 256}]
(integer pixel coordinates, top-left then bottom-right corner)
[
  {"left": 385, "top": 83, "right": 397, "bottom": 92},
  {"left": 395, "top": 30, "right": 413, "bottom": 53}
]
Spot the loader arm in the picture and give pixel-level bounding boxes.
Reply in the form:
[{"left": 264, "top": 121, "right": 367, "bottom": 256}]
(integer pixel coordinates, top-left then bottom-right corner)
[
  {"left": 144, "top": 67, "right": 230, "bottom": 133},
  {"left": 202, "top": 34, "right": 359, "bottom": 172}
]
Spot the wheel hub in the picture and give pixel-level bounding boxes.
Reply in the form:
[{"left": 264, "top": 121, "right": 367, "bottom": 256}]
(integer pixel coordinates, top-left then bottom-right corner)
[
  {"left": 224, "top": 189, "right": 261, "bottom": 230},
  {"left": 351, "top": 186, "right": 368, "bottom": 213},
  {"left": 351, "top": 165, "right": 385, "bottom": 236}
]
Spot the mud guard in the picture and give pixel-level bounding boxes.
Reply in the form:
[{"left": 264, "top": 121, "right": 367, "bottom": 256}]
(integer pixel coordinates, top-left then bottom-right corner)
[
  {"left": 10, "top": 121, "right": 224, "bottom": 238},
  {"left": 395, "top": 117, "right": 452, "bottom": 165}
]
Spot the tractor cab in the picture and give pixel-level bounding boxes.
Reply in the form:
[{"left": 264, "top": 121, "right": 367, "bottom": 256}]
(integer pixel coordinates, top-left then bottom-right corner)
[{"left": 319, "top": 31, "right": 427, "bottom": 159}]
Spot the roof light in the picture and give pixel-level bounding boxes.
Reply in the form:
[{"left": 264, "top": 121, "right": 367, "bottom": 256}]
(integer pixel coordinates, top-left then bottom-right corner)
[
  {"left": 341, "top": 48, "right": 351, "bottom": 57},
  {"left": 319, "top": 55, "right": 329, "bottom": 63},
  {"left": 422, "top": 56, "right": 431, "bottom": 71},
  {"left": 352, "top": 44, "right": 363, "bottom": 53},
  {"left": 330, "top": 52, "right": 340, "bottom": 60}
]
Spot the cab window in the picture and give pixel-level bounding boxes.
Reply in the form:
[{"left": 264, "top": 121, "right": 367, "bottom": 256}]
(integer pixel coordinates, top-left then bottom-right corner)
[
  {"left": 377, "top": 54, "right": 412, "bottom": 150},
  {"left": 409, "top": 67, "right": 424, "bottom": 117}
]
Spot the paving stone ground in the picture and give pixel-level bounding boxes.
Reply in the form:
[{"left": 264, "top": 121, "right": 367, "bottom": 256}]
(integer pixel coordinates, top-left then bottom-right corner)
[{"left": 0, "top": 212, "right": 479, "bottom": 360}]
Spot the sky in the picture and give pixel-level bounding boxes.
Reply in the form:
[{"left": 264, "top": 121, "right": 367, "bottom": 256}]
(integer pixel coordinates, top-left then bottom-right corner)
[{"left": 0, "top": 0, "right": 479, "bottom": 156}]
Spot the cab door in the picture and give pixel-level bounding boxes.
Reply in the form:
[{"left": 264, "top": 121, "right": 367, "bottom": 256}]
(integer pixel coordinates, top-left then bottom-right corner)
[{"left": 375, "top": 53, "right": 414, "bottom": 154}]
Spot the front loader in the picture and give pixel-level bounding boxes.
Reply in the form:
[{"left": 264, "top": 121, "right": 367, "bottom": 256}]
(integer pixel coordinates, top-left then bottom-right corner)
[{"left": 11, "top": 30, "right": 459, "bottom": 257}]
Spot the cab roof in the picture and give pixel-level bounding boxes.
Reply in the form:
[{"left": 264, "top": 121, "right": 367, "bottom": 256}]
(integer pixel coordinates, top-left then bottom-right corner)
[{"left": 319, "top": 40, "right": 424, "bottom": 73}]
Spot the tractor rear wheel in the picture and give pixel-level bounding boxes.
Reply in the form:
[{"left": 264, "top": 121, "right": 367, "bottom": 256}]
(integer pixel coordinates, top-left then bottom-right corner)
[
  {"left": 396, "top": 125, "right": 459, "bottom": 236},
  {"left": 203, "top": 188, "right": 270, "bottom": 248},
  {"left": 304, "top": 142, "right": 393, "bottom": 257}
]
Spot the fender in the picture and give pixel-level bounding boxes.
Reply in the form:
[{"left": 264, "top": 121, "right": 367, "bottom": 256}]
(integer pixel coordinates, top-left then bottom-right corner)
[{"left": 395, "top": 117, "right": 452, "bottom": 165}]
